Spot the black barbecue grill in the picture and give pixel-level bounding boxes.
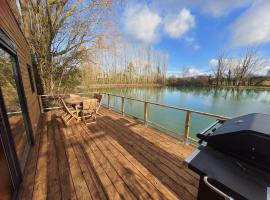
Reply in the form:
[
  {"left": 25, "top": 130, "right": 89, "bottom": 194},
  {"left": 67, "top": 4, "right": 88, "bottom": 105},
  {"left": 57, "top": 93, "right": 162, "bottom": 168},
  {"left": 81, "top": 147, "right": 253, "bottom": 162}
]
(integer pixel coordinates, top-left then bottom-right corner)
[{"left": 185, "top": 113, "right": 270, "bottom": 200}]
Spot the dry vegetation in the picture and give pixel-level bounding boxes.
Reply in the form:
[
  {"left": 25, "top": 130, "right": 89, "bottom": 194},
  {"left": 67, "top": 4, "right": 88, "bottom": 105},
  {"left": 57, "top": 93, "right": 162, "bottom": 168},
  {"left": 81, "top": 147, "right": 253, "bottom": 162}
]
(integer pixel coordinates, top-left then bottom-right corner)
[
  {"left": 11, "top": 0, "right": 167, "bottom": 95},
  {"left": 81, "top": 34, "right": 168, "bottom": 87},
  {"left": 12, "top": 0, "right": 114, "bottom": 94},
  {"left": 168, "top": 49, "right": 270, "bottom": 88},
  {"left": 9, "top": 1, "right": 267, "bottom": 92}
]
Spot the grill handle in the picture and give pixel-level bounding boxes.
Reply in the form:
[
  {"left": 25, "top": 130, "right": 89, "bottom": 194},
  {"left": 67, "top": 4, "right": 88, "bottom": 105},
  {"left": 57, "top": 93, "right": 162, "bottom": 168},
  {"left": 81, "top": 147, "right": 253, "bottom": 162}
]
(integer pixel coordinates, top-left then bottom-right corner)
[
  {"left": 203, "top": 176, "right": 234, "bottom": 200},
  {"left": 197, "top": 120, "right": 221, "bottom": 144}
]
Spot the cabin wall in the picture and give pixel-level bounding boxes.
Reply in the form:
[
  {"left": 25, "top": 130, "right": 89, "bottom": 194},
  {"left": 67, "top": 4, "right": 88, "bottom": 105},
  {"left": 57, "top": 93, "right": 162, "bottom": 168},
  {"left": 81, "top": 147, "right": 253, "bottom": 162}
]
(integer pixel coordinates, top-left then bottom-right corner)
[{"left": 0, "top": 0, "right": 41, "bottom": 137}]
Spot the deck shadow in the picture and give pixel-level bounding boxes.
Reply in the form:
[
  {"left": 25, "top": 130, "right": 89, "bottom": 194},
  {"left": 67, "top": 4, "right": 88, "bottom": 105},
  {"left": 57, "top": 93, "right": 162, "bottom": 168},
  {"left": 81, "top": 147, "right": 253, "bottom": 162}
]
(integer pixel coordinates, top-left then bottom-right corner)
[
  {"left": 90, "top": 115, "right": 198, "bottom": 200},
  {"left": 47, "top": 114, "right": 75, "bottom": 199},
  {"left": 19, "top": 111, "right": 198, "bottom": 200}
]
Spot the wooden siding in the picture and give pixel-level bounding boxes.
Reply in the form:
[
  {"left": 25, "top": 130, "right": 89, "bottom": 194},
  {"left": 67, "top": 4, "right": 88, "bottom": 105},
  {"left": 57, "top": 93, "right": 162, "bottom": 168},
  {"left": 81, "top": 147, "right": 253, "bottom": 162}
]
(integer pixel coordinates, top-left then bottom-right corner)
[
  {"left": 19, "top": 107, "right": 199, "bottom": 200},
  {"left": 0, "top": 0, "right": 40, "bottom": 138}
]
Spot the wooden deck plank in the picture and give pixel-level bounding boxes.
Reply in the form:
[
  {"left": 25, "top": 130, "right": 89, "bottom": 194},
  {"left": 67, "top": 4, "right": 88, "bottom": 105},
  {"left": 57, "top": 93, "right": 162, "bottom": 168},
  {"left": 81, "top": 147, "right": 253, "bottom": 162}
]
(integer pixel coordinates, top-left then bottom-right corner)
[
  {"left": 85, "top": 123, "right": 173, "bottom": 200},
  {"left": 47, "top": 113, "right": 61, "bottom": 200},
  {"left": 19, "top": 108, "right": 198, "bottom": 200},
  {"left": 86, "top": 124, "right": 180, "bottom": 200},
  {"left": 69, "top": 124, "right": 107, "bottom": 200},
  {"left": 58, "top": 117, "right": 93, "bottom": 200},
  {"left": 76, "top": 124, "right": 133, "bottom": 200},
  {"left": 97, "top": 112, "right": 198, "bottom": 187},
  {"left": 32, "top": 113, "right": 48, "bottom": 200},
  {"left": 71, "top": 123, "right": 122, "bottom": 200},
  {"left": 99, "top": 108, "right": 194, "bottom": 158},
  {"left": 99, "top": 109, "right": 199, "bottom": 179},
  {"left": 53, "top": 116, "right": 77, "bottom": 200},
  {"left": 18, "top": 115, "right": 45, "bottom": 200},
  {"left": 98, "top": 109, "right": 197, "bottom": 175},
  {"left": 80, "top": 133, "right": 136, "bottom": 200},
  {"left": 68, "top": 130, "right": 112, "bottom": 200},
  {"left": 80, "top": 123, "right": 152, "bottom": 200},
  {"left": 95, "top": 115, "right": 196, "bottom": 200}
]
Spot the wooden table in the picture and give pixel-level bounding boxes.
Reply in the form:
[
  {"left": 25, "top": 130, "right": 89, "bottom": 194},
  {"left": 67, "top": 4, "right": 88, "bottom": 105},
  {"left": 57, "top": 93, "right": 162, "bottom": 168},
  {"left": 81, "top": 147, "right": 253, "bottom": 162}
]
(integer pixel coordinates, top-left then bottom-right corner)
[{"left": 64, "top": 97, "right": 91, "bottom": 106}]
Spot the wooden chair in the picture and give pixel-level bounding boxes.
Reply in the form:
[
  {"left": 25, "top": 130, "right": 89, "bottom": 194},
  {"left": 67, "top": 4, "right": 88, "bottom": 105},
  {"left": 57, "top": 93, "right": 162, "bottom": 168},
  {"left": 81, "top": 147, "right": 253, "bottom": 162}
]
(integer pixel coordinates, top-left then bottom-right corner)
[
  {"left": 93, "top": 93, "right": 103, "bottom": 115},
  {"left": 80, "top": 98, "right": 98, "bottom": 125},
  {"left": 59, "top": 98, "right": 80, "bottom": 125}
]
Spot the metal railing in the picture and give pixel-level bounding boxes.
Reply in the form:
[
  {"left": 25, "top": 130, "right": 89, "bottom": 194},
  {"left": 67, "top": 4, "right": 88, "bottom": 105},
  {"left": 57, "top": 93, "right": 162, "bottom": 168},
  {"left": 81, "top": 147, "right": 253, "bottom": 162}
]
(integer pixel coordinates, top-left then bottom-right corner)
[
  {"left": 38, "top": 95, "right": 62, "bottom": 112},
  {"left": 103, "top": 93, "right": 231, "bottom": 144},
  {"left": 38, "top": 92, "right": 231, "bottom": 144},
  {"left": 38, "top": 92, "right": 98, "bottom": 113}
]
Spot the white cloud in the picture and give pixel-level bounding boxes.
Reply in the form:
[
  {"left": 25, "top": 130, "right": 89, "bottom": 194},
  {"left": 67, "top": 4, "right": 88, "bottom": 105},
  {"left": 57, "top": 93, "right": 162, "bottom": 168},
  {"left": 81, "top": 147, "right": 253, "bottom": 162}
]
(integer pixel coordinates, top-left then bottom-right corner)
[
  {"left": 256, "top": 59, "right": 270, "bottom": 76},
  {"left": 185, "top": 37, "right": 200, "bottom": 50},
  {"left": 209, "top": 57, "right": 236, "bottom": 75},
  {"left": 150, "top": 0, "right": 252, "bottom": 17},
  {"left": 164, "top": 8, "right": 195, "bottom": 38},
  {"left": 182, "top": 67, "right": 209, "bottom": 77},
  {"left": 209, "top": 58, "right": 218, "bottom": 66},
  {"left": 167, "top": 70, "right": 182, "bottom": 77},
  {"left": 168, "top": 67, "right": 210, "bottom": 77},
  {"left": 199, "top": 0, "right": 252, "bottom": 17},
  {"left": 230, "top": 1, "right": 270, "bottom": 47},
  {"left": 209, "top": 57, "right": 238, "bottom": 67},
  {"left": 123, "top": 4, "right": 161, "bottom": 43},
  {"left": 192, "top": 44, "right": 200, "bottom": 50}
]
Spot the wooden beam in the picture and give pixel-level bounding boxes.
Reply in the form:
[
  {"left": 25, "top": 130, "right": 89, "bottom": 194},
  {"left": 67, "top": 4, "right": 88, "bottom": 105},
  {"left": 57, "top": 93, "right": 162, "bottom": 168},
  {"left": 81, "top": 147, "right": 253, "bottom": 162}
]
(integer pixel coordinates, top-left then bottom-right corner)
[{"left": 184, "top": 111, "right": 191, "bottom": 144}]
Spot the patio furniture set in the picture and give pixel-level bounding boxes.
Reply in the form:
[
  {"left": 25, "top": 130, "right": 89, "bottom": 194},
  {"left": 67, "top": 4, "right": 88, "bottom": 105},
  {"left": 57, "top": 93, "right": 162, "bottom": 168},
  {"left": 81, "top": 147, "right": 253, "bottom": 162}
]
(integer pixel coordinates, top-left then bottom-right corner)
[{"left": 59, "top": 93, "right": 103, "bottom": 125}]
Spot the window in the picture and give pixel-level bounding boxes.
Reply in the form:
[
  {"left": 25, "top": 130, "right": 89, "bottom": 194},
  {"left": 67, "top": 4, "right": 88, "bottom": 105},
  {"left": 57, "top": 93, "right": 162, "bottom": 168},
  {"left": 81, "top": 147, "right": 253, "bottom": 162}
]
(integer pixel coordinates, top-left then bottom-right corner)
[{"left": 27, "top": 65, "right": 35, "bottom": 93}]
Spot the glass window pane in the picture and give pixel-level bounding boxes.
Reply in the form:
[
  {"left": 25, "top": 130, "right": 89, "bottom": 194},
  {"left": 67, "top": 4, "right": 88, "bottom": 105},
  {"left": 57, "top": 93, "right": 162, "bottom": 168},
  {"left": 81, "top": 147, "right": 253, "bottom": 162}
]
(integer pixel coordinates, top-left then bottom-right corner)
[
  {"left": 0, "top": 47, "right": 29, "bottom": 169},
  {"left": 0, "top": 142, "right": 13, "bottom": 200}
]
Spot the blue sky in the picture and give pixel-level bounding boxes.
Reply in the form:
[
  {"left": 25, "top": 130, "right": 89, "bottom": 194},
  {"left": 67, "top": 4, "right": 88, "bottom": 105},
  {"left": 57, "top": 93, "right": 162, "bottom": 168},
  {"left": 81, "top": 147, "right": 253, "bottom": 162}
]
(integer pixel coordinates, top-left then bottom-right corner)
[{"left": 118, "top": 0, "right": 270, "bottom": 76}]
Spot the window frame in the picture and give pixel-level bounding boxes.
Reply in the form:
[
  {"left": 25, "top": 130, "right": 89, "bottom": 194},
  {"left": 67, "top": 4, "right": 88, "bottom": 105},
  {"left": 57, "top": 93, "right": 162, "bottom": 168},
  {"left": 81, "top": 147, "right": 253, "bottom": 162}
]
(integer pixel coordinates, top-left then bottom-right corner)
[
  {"left": 0, "top": 27, "right": 35, "bottom": 198},
  {"left": 27, "top": 64, "right": 36, "bottom": 93}
]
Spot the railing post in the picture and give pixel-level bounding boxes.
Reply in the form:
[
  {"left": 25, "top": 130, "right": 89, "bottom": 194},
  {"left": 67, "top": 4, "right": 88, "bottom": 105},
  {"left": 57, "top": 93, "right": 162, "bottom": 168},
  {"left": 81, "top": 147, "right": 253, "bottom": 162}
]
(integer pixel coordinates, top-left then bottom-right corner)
[
  {"left": 108, "top": 94, "right": 110, "bottom": 109},
  {"left": 144, "top": 102, "right": 148, "bottom": 127},
  {"left": 121, "top": 97, "right": 125, "bottom": 115},
  {"left": 184, "top": 111, "right": 191, "bottom": 144}
]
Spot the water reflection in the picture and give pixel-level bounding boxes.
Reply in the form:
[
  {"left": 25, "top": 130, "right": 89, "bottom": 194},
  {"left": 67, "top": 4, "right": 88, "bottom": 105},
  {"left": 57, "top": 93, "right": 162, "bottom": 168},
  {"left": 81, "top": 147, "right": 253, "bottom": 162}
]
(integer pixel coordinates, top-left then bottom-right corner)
[
  {"left": 89, "top": 86, "right": 270, "bottom": 139},
  {"left": 167, "top": 86, "right": 269, "bottom": 102},
  {"left": 96, "top": 86, "right": 270, "bottom": 110}
]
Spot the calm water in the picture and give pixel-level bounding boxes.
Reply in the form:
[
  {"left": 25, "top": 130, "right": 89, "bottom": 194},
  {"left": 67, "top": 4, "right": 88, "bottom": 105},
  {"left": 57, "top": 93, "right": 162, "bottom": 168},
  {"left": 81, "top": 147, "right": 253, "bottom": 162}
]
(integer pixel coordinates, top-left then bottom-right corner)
[{"left": 89, "top": 87, "right": 270, "bottom": 140}]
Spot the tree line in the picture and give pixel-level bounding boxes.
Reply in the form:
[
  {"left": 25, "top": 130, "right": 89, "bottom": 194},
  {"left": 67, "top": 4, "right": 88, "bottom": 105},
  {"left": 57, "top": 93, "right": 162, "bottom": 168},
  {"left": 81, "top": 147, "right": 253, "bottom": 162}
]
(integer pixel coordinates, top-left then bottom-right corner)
[
  {"left": 212, "top": 49, "right": 266, "bottom": 87},
  {"left": 11, "top": 0, "right": 167, "bottom": 95},
  {"left": 9, "top": 1, "right": 267, "bottom": 94},
  {"left": 80, "top": 33, "right": 168, "bottom": 88},
  {"left": 168, "top": 49, "right": 270, "bottom": 88}
]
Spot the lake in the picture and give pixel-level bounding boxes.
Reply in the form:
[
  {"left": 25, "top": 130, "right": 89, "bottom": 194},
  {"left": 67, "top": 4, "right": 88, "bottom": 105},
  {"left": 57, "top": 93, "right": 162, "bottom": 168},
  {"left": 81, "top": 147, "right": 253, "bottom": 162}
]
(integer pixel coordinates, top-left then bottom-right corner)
[{"left": 89, "top": 87, "right": 270, "bottom": 141}]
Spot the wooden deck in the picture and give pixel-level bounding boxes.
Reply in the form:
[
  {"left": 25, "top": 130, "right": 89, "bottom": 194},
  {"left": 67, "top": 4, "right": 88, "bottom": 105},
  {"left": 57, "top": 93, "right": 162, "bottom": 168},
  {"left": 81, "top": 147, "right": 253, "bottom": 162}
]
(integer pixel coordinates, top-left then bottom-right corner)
[{"left": 18, "top": 107, "right": 199, "bottom": 200}]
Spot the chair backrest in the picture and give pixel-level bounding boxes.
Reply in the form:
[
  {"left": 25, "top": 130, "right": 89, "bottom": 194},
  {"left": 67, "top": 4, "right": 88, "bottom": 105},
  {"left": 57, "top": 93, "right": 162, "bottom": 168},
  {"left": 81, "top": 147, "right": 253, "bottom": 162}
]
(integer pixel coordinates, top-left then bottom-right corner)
[
  {"left": 93, "top": 94, "right": 103, "bottom": 113},
  {"left": 82, "top": 99, "right": 97, "bottom": 111},
  {"left": 60, "top": 98, "right": 68, "bottom": 112},
  {"left": 60, "top": 98, "right": 78, "bottom": 119},
  {"left": 93, "top": 93, "right": 103, "bottom": 103},
  {"left": 69, "top": 93, "right": 81, "bottom": 98}
]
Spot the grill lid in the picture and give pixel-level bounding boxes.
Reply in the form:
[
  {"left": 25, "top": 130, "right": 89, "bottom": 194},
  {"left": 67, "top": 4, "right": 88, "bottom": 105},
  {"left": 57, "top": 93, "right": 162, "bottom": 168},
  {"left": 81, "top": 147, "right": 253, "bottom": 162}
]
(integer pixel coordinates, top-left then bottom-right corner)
[
  {"left": 212, "top": 113, "right": 270, "bottom": 136},
  {"left": 197, "top": 113, "right": 270, "bottom": 171}
]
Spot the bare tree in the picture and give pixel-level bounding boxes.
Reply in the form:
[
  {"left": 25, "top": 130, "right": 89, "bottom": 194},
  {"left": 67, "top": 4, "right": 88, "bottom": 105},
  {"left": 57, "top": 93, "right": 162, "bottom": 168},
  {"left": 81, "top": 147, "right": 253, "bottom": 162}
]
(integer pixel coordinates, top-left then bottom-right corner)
[
  {"left": 234, "top": 49, "right": 263, "bottom": 87},
  {"left": 213, "top": 52, "right": 227, "bottom": 87},
  {"left": 13, "top": 0, "right": 113, "bottom": 94},
  {"left": 81, "top": 32, "right": 168, "bottom": 85}
]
